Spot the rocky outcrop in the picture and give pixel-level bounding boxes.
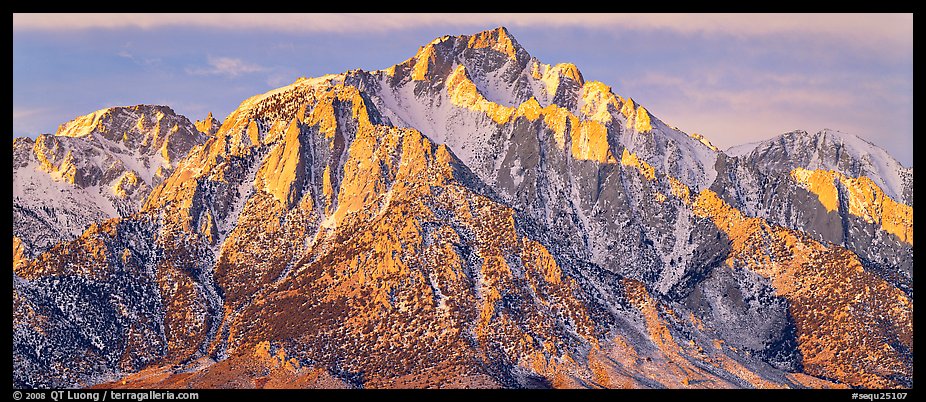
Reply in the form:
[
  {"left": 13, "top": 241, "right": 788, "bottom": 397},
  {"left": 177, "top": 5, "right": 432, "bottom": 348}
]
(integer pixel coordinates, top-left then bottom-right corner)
[{"left": 195, "top": 112, "right": 222, "bottom": 136}]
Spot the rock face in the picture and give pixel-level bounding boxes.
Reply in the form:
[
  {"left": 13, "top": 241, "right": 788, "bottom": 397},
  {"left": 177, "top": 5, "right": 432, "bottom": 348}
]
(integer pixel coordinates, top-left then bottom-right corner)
[
  {"left": 13, "top": 105, "right": 207, "bottom": 260},
  {"left": 195, "top": 112, "right": 222, "bottom": 136},
  {"left": 13, "top": 27, "right": 912, "bottom": 389}
]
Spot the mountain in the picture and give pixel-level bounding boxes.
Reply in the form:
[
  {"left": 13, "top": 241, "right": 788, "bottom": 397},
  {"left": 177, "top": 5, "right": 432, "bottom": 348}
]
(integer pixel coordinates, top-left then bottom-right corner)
[
  {"left": 12, "top": 27, "right": 912, "bottom": 389},
  {"left": 13, "top": 105, "right": 208, "bottom": 262},
  {"left": 715, "top": 129, "right": 913, "bottom": 295},
  {"left": 727, "top": 129, "right": 912, "bottom": 205}
]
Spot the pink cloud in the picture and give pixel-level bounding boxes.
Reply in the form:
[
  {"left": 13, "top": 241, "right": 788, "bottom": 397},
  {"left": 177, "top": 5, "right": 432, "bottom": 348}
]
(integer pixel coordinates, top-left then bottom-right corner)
[
  {"left": 13, "top": 13, "right": 910, "bottom": 43},
  {"left": 185, "top": 56, "right": 267, "bottom": 78}
]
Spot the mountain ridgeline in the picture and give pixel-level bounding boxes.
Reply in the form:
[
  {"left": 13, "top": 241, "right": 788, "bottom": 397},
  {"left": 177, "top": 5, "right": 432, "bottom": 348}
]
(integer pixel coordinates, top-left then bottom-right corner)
[{"left": 12, "top": 27, "right": 912, "bottom": 389}]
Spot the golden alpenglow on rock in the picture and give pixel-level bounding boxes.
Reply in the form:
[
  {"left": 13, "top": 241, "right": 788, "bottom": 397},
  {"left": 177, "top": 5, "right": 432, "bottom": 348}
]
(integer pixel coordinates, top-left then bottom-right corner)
[
  {"left": 620, "top": 148, "right": 655, "bottom": 180},
  {"left": 13, "top": 26, "right": 912, "bottom": 391},
  {"left": 634, "top": 105, "right": 653, "bottom": 132},
  {"left": 254, "top": 119, "right": 306, "bottom": 208},
  {"left": 536, "top": 62, "right": 585, "bottom": 98},
  {"left": 686, "top": 187, "right": 912, "bottom": 388},
  {"left": 467, "top": 26, "right": 519, "bottom": 60},
  {"left": 571, "top": 120, "right": 616, "bottom": 163},
  {"left": 579, "top": 81, "right": 621, "bottom": 123},
  {"left": 791, "top": 168, "right": 912, "bottom": 244},
  {"left": 447, "top": 65, "right": 516, "bottom": 125},
  {"left": 689, "top": 132, "right": 719, "bottom": 151},
  {"left": 411, "top": 44, "right": 437, "bottom": 81},
  {"left": 790, "top": 168, "right": 840, "bottom": 212}
]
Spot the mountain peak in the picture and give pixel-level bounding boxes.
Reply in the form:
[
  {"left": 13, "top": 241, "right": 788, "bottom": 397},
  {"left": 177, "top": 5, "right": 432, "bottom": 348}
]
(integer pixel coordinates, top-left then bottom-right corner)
[
  {"left": 739, "top": 128, "right": 911, "bottom": 204},
  {"left": 782, "top": 129, "right": 899, "bottom": 165},
  {"left": 195, "top": 112, "right": 222, "bottom": 136},
  {"left": 48, "top": 104, "right": 206, "bottom": 170},
  {"left": 383, "top": 27, "right": 531, "bottom": 89},
  {"left": 53, "top": 104, "right": 204, "bottom": 156},
  {"left": 465, "top": 26, "right": 521, "bottom": 60},
  {"left": 56, "top": 105, "right": 177, "bottom": 138}
]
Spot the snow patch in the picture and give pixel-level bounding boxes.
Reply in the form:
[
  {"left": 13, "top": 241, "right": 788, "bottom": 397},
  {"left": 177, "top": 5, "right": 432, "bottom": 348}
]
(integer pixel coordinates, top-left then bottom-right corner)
[{"left": 726, "top": 141, "right": 761, "bottom": 157}]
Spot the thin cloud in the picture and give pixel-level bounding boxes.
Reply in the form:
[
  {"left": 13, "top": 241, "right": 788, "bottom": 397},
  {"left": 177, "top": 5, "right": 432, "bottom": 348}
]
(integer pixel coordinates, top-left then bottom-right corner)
[
  {"left": 12, "top": 13, "right": 911, "bottom": 41},
  {"left": 631, "top": 68, "right": 911, "bottom": 165},
  {"left": 117, "top": 50, "right": 163, "bottom": 68},
  {"left": 13, "top": 14, "right": 911, "bottom": 63},
  {"left": 627, "top": 63, "right": 905, "bottom": 112},
  {"left": 13, "top": 106, "right": 48, "bottom": 120},
  {"left": 186, "top": 56, "right": 267, "bottom": 78},
  {"left": 13, "top": 106, "right": 55, "bottom": 136}
]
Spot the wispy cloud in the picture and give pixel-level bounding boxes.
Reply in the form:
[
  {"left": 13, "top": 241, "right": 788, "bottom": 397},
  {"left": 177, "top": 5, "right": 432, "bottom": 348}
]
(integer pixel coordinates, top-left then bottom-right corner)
[
  {"left": 12, "top": 13, "right": 910, "bottom": 41},
  {"left": 186, "top": 56, "right": 267, "bottom": 78},
  {"left": 13, "top": 14, "right": 911, "bottom": 63},
  {"left": 117, "top": 50, "right": 163, "bottom": 68},
  {"left": 13, "top": 106, "right": 48, "bottom": 120},
  {"left": 13, "top": 106, "right": 55, "bottom": 136},
  {"left": 629, "top": 68, "right": 859, "bottom": 112}
]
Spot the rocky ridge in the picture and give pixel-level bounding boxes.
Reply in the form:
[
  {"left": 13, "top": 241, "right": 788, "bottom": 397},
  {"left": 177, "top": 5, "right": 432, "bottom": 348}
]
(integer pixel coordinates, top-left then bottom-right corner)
[
  {"left": 12, "top": 27, "right": 912, "bottom": 389},
  {"left": 13, "top": 105, "right": 208, "bottom": 261}
]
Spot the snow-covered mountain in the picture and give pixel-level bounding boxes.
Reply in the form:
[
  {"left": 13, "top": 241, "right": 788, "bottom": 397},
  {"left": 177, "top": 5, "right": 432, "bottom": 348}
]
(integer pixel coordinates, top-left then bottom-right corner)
[
  {"left": 13, "top": 27, "right": 912, "bottom": 390},
  {"left": 363, "top": 27, "right": 719, "bottom": 191},
  {"left": 13, "top": 105, "right": 207, "bottom": 260},
  {"left": 727, "top": 129, "right": 912, "bottom": 205},
  {"left": 714, "top": 129, "right": 913, "bottom": 295}
]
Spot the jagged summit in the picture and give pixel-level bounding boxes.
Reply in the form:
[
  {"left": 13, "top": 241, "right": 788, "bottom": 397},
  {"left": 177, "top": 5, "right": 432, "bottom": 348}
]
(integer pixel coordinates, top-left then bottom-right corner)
[
  {"left": 413, "top": 26, "right": 527, "bottom": 63},
  {"left": 58, "top": 105, "right": 182, "bottom": 137},
  {"left": 53, "top": 104, "right": 205, "bottom": 166},
  {"left": 464, "top": 26, "right": 524, "bottom": 60},
  {"left": 195, "top": 112, "right": 222, "bottom": 136},
  {"left": 367, "top": 27, "right": 721, "bottom": 190}
]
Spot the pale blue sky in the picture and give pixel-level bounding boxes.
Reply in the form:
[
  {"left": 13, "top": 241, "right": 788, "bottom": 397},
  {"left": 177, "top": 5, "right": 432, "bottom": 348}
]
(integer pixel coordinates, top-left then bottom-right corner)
[{"left": 13, "top": 13, "right": 913, "bottom": 166}]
